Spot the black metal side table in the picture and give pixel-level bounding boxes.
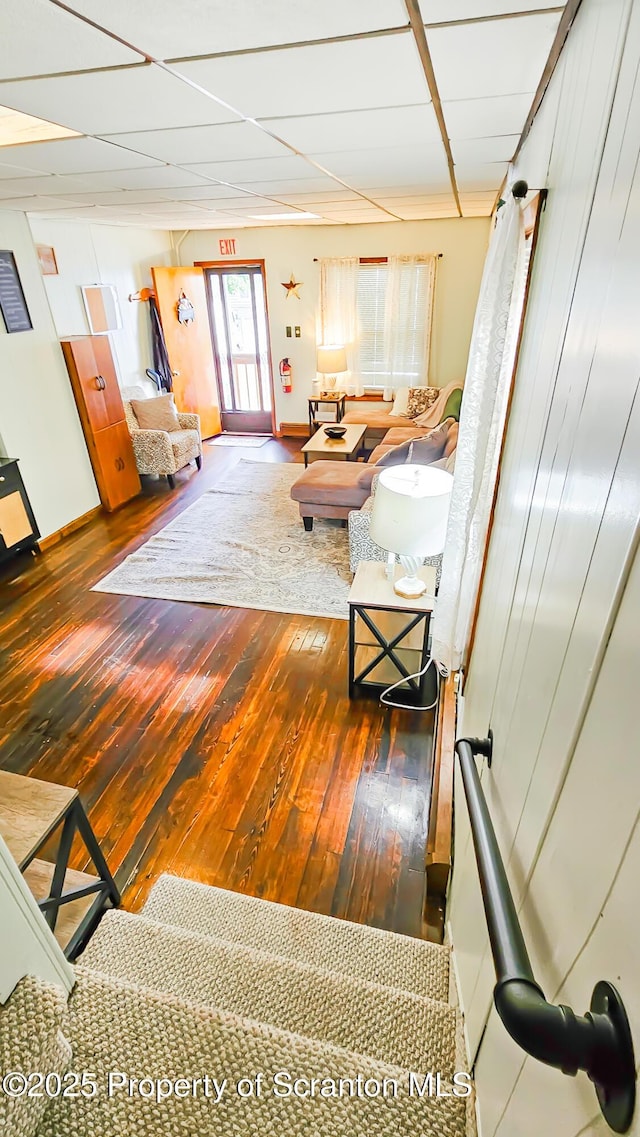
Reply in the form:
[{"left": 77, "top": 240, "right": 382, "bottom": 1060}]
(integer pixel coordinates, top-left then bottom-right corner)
[
  {"left": 348, "top": 561, "right": 437, "bottom": 707},
  {"left": 0, "top": 770, "right": 120, "bottom": 960},
  {"left": 308, "top": 392, "right": 346, "bottom": 436}
]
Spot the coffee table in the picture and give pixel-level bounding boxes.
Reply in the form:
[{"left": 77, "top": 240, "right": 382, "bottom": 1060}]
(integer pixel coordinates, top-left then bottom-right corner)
[{"left": 302, "top": 423, "right": 367, "bottom": 467}]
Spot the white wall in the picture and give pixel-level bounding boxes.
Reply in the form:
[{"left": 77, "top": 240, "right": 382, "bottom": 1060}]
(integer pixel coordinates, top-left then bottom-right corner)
[
  {"left": 0, "top": 210, "right": 99, "bottom": 537},
  {"left": 180, "top": 218, "right": 490, "bottom": 428},
  {"left": 28, "top": 218, "right": 173, "bottom": 396},
  {"left": 448, "top": 0, "right": 640, "bottom": 1133}
]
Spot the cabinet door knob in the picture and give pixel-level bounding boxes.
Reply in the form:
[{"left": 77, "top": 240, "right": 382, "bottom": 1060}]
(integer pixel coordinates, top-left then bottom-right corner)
[{"left": 0, "top": 476, "right": 4, "bottom": 482}]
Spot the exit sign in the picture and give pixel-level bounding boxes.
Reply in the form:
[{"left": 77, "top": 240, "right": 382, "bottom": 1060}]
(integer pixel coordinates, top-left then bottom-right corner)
[{"left": 219, "top": 238, "right": 236, "bottom": 256}]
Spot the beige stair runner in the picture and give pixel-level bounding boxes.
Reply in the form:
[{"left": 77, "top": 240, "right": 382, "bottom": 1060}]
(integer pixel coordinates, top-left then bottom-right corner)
[{"left": 0, "top": 875, "right": 474, "bottom": 1137}]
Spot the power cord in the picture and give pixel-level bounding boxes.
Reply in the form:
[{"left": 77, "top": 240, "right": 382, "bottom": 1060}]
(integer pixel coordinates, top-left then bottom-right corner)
[{"left": 378, "top": 595, "right": 449, "bottom": 711}]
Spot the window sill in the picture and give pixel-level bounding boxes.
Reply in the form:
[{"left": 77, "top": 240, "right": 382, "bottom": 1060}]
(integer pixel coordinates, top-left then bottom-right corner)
[{"left": 345, "top": 393, "right": 385, "bottom": 402}]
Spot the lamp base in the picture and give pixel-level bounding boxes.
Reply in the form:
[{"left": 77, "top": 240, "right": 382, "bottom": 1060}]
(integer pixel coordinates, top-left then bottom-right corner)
[{"left": 393, "top": 575, "right": 428, "bottom": 600}]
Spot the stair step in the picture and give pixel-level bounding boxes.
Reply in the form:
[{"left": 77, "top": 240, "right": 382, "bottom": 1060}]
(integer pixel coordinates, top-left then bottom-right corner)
[
  {"left": 1, "top": 975, "right": 71, "bottom": 1137},
  {"left": 38, "top": 967, "right": 470, "bottom": 1137},
  {"left": 142, "top": 874, "right": 450, "bottom": 1002},
  {"left": 81, "top": 909, "right": 459, "bottom": 1074}
]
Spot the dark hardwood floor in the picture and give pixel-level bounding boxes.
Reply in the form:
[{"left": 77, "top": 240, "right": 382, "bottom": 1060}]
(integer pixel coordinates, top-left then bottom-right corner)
[{"left": 0, "top": 439, "right": 440, "bottom": 940}]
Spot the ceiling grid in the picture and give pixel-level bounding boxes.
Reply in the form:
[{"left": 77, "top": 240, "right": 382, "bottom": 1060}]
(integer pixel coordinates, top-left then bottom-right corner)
[{"left": 0, "top": 0, "right": 569, "bottom": 227}]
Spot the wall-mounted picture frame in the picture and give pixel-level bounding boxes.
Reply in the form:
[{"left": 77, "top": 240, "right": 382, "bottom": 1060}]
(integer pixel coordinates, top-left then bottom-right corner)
[
  {"left": 0, "top": 250, "right": 32, "bottom": 334},
  {"left": 36, "top": 245, "right": 58, "bottom": 275},
  {"left": 81, "top": 284, "right": 122, "bottom": 334}
]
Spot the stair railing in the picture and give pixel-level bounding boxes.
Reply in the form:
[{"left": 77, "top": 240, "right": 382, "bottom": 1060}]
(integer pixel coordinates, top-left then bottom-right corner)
[{"left": 455, "top": 736, "right": 636, "bottom": 1134}]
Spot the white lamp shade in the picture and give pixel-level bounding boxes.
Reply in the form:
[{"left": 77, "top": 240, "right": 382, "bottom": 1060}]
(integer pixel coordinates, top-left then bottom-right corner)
[
  {"left": 369, "top": 464, "right": 453, "bottom": 558},
  {"left": 317, "top": 344, "right": 347, "bottom": 374}
]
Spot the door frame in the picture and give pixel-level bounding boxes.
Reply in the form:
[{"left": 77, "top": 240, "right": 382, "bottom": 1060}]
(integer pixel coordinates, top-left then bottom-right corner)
[{"left": 196, "top": 259, "right": 276, "bottom": 435}]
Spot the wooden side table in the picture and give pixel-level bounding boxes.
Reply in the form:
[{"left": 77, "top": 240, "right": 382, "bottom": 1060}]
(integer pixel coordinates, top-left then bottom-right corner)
[
  {"left": 0, "top": 771, "right": 120, "bottom": 959},
  {"left": 348, "top": 561, "right": 437, "bottom": 707},
  {"left": 308, "top": 392, "right": 346, "bottom": 435}
]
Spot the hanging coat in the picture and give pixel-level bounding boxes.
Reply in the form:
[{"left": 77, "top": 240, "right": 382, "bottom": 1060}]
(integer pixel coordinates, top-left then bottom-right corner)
[{"left": 149, "top": 296, "right": 173, "bottom": 392}]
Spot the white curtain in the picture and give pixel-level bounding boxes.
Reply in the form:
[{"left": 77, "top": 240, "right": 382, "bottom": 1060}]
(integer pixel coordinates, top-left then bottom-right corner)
[
  {"left": 319, "top": 254, "right": 437, "bottom": 392},
  {"left": 318, "top": 257, "right": 363, "bottom": 395},
  {"left": 384, "top": 254, "right": 437, "bottom": 386},
  {"left": 432, "top": 193, "right": 527, "bottom": 674}
]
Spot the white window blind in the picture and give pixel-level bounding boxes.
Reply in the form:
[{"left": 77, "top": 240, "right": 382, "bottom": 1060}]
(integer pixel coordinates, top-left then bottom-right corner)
[{"left": 320, "top": 255, "right": 437, "bottom": 391}]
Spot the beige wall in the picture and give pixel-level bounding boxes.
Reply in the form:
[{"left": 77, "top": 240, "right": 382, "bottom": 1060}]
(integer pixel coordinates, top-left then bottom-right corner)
[
  {"left": 0, "top": 209, "right": 99, "bottom": 538},
  {"left": 28, "top": 218, "right": 173, "bottom": 396},
  {"left": 449, "top": 0, "right": 640, "bottom": 1134},
  {"left": 180, "top": 218, "right": 490, "bottom": 428}
]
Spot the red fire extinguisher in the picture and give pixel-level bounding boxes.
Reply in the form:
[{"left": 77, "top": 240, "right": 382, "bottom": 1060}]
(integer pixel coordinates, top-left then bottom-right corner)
[{"left": 279, "top": 357, "right": 293, "bottom": 393}]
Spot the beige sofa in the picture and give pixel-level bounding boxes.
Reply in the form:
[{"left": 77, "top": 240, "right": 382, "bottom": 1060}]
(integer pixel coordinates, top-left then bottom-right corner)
[{"left": 291, "top": 416, "right": 458, "bottom": 530}]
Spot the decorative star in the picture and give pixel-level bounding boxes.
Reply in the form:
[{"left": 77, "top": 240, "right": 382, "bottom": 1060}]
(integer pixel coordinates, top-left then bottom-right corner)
[{"left": 281, "top": 274, "right": 303, "bottom": 299}]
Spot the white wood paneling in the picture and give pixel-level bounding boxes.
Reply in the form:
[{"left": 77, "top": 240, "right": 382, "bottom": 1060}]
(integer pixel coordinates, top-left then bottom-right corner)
[
  {"left": 60, "top": 0, "right": 409, "bottom": 61},
  {"left": 448, "top": 1, "right": 640, "bottom": 1134}
]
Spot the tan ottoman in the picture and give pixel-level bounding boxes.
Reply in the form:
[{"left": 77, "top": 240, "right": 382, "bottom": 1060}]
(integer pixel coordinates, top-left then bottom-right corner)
[{"left": 290, "top": 461, "right": 376, "bottom": 530}]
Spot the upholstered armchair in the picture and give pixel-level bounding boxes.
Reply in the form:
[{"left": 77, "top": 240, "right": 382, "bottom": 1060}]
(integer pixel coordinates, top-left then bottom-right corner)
[{"left": 122, "top": 386, "right": 203, "bottom": 489}]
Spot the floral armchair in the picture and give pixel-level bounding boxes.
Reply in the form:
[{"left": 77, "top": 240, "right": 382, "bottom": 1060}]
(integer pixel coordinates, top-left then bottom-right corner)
[{"left": 122, "top": 386, "right": 203, "bottom": 489}]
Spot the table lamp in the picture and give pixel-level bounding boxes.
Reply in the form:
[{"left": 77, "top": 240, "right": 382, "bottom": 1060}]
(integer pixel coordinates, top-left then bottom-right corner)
[
  {"left": 369, "top": 464, "right": 453, "bottom": 598},
  {"left": 317, "top": 344, "right": 347, "bottom": 393}
]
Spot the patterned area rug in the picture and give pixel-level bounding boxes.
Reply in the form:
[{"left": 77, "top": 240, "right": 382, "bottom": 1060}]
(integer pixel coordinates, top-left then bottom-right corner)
[{"left": 93, "top": 460, "right": 351, "bottom": 619}]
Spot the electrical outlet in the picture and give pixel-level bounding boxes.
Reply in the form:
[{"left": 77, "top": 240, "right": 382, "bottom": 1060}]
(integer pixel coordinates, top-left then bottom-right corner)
[
  {"left": 286, "top": 325, "right": 292, "bottom": 337},
  {"left": 295, "top": 326, "right": 301, "bottom": 338}
]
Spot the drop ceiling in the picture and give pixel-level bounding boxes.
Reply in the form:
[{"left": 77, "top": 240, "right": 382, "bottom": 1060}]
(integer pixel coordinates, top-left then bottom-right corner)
[{"left": 0, "top": 0, "right": 569, "bottom": 228}]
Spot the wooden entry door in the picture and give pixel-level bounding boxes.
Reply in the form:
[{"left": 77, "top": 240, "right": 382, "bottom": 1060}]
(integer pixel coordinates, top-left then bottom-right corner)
[{"left": 151, "top": 266, "right": 221, "bottom": 440}]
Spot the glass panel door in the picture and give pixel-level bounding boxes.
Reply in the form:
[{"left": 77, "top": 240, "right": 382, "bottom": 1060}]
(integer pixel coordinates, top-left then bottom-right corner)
[{"left": 205, "top": 265, "right": 273, "bottom": 433}]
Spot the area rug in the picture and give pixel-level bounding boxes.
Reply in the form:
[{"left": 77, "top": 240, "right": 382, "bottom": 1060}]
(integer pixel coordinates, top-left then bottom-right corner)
[
  {"left": 92, "top": 460, "right": 350, "bottom": 619},
  {"left": 209, "top": 434, "right": 271, "bottom": 448}
]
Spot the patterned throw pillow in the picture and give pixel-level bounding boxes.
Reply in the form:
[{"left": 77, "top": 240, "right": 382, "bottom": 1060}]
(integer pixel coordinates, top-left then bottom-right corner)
[
  {"left": 375, "top": 418, "right": 453, "bottom": 468},
  {"left": 130, "top": 393, "right": 180, "bottom": 432},
  {"left": 405, "top": 386, "right": 439, "bottom": 418}
]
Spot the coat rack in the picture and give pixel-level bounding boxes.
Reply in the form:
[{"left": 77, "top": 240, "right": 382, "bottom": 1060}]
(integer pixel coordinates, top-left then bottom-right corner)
[{"left": 128, "top": 287, "right": 156, "bottom": 303}]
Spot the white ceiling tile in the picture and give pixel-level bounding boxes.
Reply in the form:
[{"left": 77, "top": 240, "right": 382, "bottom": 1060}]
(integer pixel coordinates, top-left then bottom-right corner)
[
  {"left": 420, "top": 0, "right": 562, "bottom": 21},
  {"left": 0, "top": 159, "right": 49, "bottom": 180},
  {"left": 86, "top": 166, "right": 216, "bottom": 190},
  {"left": 310, "top": 146, "right": 451, "bottom": 191},
  {"left": 451, "top": 134, "right": 520, "bottom": 163},
  {"left": 429, "top": 13, "right": 562, "bottom": 101},
  {"left": 174, "top": 33, "right": 427, "bottom": 119},
  {"left": 0, "top": 174, "right": 94, "bottom": 198},
  {"left": 185, "top": 155, "right": 320, "bottom": 184},
  {"left": 218, "top": 177, "right": 345, "bottom": 196},
  {"left": 443, "top": 92, "right": 534, "bottom": 139},
  {"left": 455, "top": 161, "right": 508, "bottom": 190},
  {"left": 0, "top": 64, "right": 241, "bottom": 137},
  {"left": 59, "top": 0, "right": 408, "bottom": 60},
  {"left": 0, "top": 195, "right": 89, "bottom": 211},
  {"left": 275, "top": 190, "right": 362, "bottom": 203},
  {"left": 102, "top": 121, "right": 289, "bottom": 165},
  {"left": 262, "top": 104, "right": 438, "bottom": 154},
  {"left": 0, "top": 137, "right": 163, "bottom": 175},
  {"left": 60, "top": 189, "right": 177, "bottom": 205},
  {"left": 0, "top": 0, "right": 142, "bottom": 79}
]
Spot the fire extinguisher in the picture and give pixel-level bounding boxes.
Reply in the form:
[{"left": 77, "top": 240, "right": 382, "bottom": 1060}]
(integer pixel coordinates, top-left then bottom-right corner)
[{"left": 279, "top": 357, "right": 293, "bottom": 393}]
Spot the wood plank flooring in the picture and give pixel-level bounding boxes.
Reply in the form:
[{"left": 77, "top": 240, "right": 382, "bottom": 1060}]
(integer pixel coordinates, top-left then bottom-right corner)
[{"left": 0, "top": 440, "right": 439, "bottom": 940}]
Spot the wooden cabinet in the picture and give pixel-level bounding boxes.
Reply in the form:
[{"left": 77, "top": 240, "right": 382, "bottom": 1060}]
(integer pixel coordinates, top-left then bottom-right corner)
[{"left": 61, "top": 337, "right": 140, "bottom": 512}]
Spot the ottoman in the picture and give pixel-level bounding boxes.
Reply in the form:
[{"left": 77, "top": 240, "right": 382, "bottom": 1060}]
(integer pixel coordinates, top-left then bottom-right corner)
[{"left": 290, "top": 461, "right": 376, "bottom": 530}]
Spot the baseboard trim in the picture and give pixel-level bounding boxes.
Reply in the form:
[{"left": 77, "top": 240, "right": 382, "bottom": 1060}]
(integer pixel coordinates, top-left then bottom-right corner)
[
  {"left": 277, "top": 423, "right": 308, "bottom": 438},
  {"left": 39, "top": 505, "right": 103, "bottom": 551}
]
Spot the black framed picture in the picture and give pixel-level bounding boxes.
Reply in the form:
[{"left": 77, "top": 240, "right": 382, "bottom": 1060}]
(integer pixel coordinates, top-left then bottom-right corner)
[{"left": 0, "top": 250, "right": 33, "bottom": 334}]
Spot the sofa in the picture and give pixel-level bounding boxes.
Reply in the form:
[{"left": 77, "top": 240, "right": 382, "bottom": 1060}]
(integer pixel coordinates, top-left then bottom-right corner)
[
  {"left": 340, "top": 379, "right": 462, "bottom": 445},
  {"left": 122, "top": 386, "right": 203, "bottom": 489},
  {"left": 290, "top": 395, "right": 459, "bottom": 531}
]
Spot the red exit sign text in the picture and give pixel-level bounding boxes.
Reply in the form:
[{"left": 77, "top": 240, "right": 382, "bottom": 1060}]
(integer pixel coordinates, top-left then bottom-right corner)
[{"left": 219, "top": 238, "right": 236, "bottom": 256}]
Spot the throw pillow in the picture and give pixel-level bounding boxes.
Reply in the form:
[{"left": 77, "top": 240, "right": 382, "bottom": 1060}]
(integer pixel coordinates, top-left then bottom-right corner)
[
  {"left": 443, "top": 422, "right": 459, "bottom": 457},
  {"left": 130, "top": 393, "right": 180, "bottom": 432},
  {"left": 405, "top": 386, "right": 439, "bottom": 418},
  {"left": 389, "top": 387, "right": 410, "bottom": 417},
  {"left": 375, "top": 419, "right": 451, "bottom": 468},
  {"left": 439, "top": 385, "right": 463, "bottom": 423}
]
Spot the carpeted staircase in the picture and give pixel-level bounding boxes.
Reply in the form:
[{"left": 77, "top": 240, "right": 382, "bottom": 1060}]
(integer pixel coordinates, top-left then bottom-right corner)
[{"left": 2, "top": 874, "right": 475, "bottom": 1137}]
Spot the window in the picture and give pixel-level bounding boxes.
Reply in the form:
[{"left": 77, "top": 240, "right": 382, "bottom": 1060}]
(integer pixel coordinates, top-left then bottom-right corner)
[{"left": 319, "top": 255, "right": 437, "bottom": 392}]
